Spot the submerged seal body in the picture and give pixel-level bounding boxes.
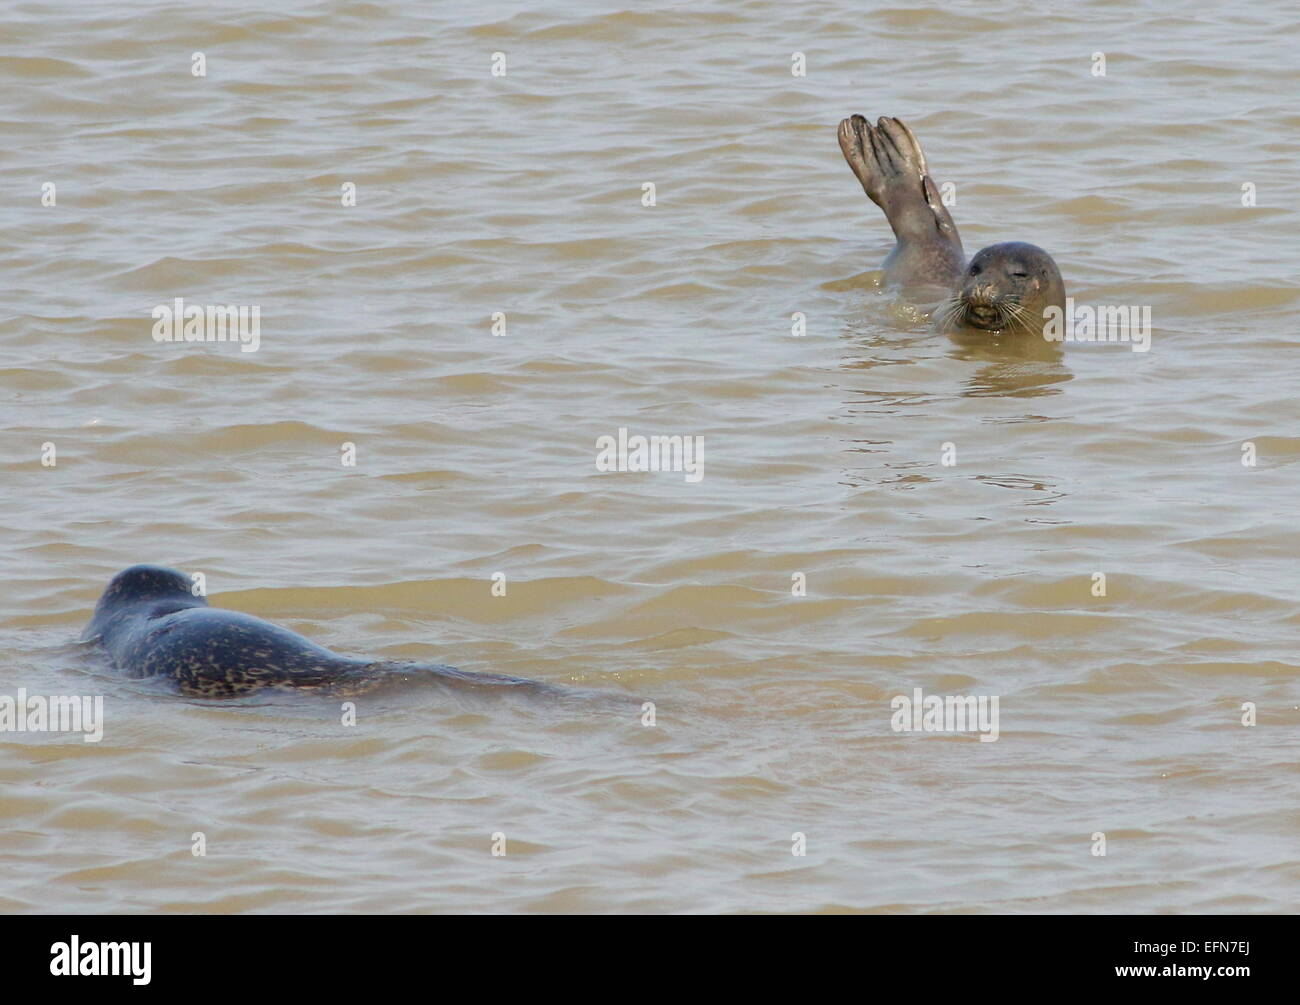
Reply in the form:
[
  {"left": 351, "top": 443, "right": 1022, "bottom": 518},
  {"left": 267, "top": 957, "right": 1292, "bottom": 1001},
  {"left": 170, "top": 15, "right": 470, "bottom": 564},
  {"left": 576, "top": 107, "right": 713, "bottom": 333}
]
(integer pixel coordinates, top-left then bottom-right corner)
[
  {"left": 82, "top": 564, "right": 532, "bottom": 698},
  {"left": 837, "top": 114, "right": 1065, "bottom": 337}
]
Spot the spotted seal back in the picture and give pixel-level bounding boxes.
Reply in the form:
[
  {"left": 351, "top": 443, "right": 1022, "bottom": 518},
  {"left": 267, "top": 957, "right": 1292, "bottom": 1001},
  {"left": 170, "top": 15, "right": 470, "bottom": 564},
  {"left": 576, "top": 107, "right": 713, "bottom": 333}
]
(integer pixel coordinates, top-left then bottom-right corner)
[{"left": 82, "top": 564, "right": 538, "bottom": 698}]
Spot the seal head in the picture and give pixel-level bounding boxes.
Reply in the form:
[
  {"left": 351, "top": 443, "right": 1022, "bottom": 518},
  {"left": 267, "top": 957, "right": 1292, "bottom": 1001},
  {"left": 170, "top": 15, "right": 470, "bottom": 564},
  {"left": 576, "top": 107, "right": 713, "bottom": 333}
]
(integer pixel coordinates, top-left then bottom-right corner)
[
  {"left": 945, "top": 242, "right": 1066, "bottom": 335},
  {"left": 83, "top": 564, "right": 204, "bottom": 647}
]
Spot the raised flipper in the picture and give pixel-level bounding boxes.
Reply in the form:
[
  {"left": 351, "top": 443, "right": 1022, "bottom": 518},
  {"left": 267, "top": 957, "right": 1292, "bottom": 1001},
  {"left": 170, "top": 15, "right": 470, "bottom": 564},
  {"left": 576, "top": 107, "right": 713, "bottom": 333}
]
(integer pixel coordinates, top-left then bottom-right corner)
[{"left": 837, "top": 114, "right": 965, "bottom": 288}]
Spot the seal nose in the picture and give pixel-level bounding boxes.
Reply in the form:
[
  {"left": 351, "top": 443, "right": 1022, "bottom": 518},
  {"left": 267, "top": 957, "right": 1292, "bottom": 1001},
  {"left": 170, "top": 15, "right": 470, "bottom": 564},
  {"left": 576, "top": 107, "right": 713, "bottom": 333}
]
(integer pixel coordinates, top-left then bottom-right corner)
[{"left": 965, "top": 282, "right": 997, "bottom": 306}]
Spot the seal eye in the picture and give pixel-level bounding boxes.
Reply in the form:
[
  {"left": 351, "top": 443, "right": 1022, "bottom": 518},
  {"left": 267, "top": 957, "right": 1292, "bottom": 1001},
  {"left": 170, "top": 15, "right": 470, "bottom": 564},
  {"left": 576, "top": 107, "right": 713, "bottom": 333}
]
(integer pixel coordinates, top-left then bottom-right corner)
[
  {"left": 970, "top": 265, "right": 982, "bottom": 276},
  {"left": 1010, "top": 271, "right": 1028, "bottom": 279}
]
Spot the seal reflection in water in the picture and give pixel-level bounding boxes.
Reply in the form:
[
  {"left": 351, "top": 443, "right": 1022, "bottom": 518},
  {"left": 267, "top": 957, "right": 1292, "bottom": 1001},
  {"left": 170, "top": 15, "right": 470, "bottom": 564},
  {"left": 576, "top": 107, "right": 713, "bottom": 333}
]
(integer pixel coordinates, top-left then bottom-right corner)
[
  {"left": 83, "top": 564, "right": 541, "bottom": 698},
  {"left": 836, "top": 114, "right": 1066, "bottom": 337}
]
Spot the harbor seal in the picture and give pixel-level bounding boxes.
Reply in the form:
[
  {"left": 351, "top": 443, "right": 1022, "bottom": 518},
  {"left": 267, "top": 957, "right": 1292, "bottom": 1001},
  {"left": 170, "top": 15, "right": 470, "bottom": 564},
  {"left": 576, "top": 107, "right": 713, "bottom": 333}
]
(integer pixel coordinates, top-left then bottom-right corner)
[
  {"left": 82, "top": 564, "right": 542, "bottom": 698},
  {"left": 837, "top": 114, "right": 1065, "bottom": 337}
]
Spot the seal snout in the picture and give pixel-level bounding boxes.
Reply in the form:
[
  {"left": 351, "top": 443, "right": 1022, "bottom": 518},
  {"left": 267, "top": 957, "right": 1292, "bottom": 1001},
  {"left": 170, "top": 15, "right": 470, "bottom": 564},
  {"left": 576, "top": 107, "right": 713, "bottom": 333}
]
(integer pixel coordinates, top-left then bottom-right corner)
[
  {"left": 963, "top": 282, "right": 998, "bottom": 307},
  {"left": 958, "top": 281, "right": 1007, "bottom": 329},
  {"left": 965, "top": 304, "right": 1001, "bottom": 327}
]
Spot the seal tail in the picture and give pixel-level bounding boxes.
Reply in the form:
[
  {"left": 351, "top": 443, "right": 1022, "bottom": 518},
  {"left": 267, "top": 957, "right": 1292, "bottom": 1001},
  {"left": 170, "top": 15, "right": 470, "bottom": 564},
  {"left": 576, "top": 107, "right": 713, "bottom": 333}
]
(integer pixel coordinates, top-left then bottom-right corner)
[{"left": 837, "top": 114, "right": 958, "bottom": 241}]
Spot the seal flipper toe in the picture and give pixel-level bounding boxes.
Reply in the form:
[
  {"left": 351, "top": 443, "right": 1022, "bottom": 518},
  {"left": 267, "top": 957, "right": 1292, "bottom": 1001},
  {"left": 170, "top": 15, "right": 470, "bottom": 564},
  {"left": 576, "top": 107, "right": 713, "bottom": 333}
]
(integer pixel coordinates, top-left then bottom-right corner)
[
  {"left": 838, "top": 115, "right": 928, "bottom": 203},
  {"left": 874, "top": 116, "right": 929, "bottom": 180},
  {"left": 839, "top": 114, "right": 901, "bottom": 209}
]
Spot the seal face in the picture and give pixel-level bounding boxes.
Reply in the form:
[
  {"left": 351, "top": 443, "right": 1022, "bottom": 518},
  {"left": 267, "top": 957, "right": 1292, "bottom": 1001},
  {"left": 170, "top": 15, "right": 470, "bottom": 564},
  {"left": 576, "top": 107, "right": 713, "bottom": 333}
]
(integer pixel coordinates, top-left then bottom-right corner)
[
  {"left": 942, "top": 242, "right": 1066, "bottom": 335},
  {"left": 837, "top": 115, "right": 1066, "bottom": 337}
]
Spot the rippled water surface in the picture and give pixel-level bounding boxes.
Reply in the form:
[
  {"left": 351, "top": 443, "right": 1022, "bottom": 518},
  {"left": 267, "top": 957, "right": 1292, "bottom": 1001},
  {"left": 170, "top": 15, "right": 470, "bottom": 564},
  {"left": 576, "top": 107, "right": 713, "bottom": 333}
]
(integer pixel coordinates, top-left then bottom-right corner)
[{"left": 2, "top": 0, "right": 1299, "bottom": 913}]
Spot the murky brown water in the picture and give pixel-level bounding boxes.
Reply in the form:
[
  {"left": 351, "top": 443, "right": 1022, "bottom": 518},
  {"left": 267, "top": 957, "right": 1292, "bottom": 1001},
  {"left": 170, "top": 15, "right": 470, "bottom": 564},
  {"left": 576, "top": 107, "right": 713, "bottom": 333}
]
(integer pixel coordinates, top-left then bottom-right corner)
[{"left": 3, "top": 1, "right": 1299, "bottom": 913}]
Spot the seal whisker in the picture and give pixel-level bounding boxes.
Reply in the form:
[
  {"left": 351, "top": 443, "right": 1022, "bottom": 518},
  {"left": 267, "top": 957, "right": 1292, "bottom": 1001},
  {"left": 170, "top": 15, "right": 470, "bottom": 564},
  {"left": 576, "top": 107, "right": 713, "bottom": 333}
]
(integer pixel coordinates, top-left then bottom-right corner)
[
  {"left": 1004, "top": 299, "right": 1039, "bottom": 337},
  {"left": 936, "top": 295, "right": 965, "bottom": 333}
]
